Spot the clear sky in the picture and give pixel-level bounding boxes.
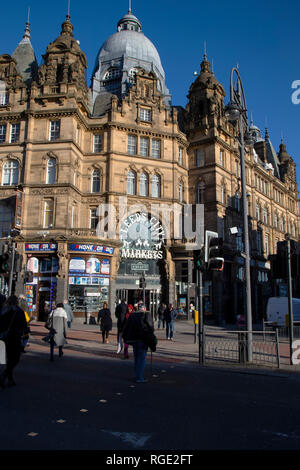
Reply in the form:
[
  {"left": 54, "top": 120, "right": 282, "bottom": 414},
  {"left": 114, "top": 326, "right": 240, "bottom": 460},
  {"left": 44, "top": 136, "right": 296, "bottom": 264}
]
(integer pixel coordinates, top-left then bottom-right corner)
[{"left": 1, "top": 0, "right": 299, "bottom": 188}]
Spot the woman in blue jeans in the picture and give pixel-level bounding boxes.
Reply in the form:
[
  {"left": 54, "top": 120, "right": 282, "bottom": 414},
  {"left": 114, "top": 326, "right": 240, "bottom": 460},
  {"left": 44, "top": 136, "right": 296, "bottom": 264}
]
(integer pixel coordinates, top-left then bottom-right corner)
[{"left": 122, "top": 303, "right": 154, "bottom": 383}]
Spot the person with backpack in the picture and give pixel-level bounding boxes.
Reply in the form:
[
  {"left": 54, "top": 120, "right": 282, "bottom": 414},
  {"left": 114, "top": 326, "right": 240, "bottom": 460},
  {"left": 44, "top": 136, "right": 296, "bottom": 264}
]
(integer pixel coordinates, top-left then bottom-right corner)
[
  {"left": 165, "top": 303, "right": 178, "bottom": 341},
  {"left": 122, "top": 303, "right": 156, "bottom": 383}
]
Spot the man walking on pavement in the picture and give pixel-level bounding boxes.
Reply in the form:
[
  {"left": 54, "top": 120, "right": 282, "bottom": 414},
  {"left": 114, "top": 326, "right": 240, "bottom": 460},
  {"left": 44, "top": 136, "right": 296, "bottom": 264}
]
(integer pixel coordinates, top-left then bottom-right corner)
[
  {"left": 165, "top": 303, "right": 178, "bottom": 341},
  {"left": 122, "top": 302, "right": 154, "bottom": 383},
  {"left": 63, "top": 300, "right": 74, "bottom": 329}
]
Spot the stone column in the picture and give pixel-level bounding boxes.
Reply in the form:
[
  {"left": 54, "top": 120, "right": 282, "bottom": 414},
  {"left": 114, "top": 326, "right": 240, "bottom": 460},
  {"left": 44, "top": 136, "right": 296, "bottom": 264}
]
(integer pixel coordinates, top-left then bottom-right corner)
[{"left": 56, "top": 242, "right": 68, "bottom": 304}]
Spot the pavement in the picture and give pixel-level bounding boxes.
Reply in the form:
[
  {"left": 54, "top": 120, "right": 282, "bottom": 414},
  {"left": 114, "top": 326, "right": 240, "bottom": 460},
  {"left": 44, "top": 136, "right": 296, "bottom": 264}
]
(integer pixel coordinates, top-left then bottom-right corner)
[{"left": 27, "top": 317, "right": 300, "bottom": 375}]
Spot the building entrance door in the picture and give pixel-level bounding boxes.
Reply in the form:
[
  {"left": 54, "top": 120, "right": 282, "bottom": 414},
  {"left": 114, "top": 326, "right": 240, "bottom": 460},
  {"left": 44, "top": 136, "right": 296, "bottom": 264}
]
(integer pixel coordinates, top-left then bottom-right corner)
[{"left": 116, "top": 289, "right": 160, "bottom": 318}]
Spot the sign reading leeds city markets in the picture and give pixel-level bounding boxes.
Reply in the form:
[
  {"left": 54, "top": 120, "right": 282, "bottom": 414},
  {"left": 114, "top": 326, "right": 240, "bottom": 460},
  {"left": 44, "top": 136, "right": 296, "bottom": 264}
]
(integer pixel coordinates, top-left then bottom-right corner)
[{"left": 120, "top": 212, "right": 165, "bottom": 260}]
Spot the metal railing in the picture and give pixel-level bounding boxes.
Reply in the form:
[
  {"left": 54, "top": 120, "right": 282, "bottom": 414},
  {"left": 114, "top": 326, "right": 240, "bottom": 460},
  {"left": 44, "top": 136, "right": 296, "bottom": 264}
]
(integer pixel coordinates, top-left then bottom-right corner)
[
  {"left": 203, "top": 328, "right": 280, "bottom": 368},
  {"left": 263, "top": 321, "right": 300, "bottom": 342}
]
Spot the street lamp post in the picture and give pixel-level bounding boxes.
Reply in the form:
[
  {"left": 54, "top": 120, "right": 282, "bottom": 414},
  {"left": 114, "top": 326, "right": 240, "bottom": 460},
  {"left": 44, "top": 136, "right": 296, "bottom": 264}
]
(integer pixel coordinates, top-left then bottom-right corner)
[{"left": 225, "top": 68, "right": 254, "bottom": 362}]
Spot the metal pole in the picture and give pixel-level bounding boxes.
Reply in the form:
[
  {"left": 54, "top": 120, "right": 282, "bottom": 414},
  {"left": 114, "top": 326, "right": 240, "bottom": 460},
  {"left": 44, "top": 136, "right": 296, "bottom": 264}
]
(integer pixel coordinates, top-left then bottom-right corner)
[
  {"left": 8, "top": 241, "right": 16, "bottom": 297},
  {"left": 239, "top": 112, "right": 253, "bottom": 363},
  {"left": 198, "top": 270, "right": 204, "bottom": 363},
  {"left": 287, "top": 237, "right": 294, "bottom": 365}
]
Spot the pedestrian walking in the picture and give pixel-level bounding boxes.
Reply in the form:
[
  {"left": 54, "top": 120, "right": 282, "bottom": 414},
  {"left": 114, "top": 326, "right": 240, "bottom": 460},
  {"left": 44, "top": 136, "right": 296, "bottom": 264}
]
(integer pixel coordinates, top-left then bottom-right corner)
[
  {"left": 45, "top": 303, "right": 68, "bottom": 361},
  {"left": 123, "top": 304, "right": 134, "bottom": 359},
  {"left": 97, "top": 302, "right": 112, "bottom": 343},
  {"left": 63, "top": 299, "right": 74, "bottom": 328},
  {"left": 18, "top": 295, "right": 31, "bottom": 352},
  {"left": 115, "top": 299, "right": 127, "bottom": 354},
  {"left": 122, "top": 302, "right": 156, "bottom": 383},
  {"left": 0, "top": 295, "right": 27, "bottom": 388},
  {"left": 165, "top": 303, "right": 178, "bottom": 340},
  {"left": 157, "top": 302, "right": 166, "bottom": 329}
]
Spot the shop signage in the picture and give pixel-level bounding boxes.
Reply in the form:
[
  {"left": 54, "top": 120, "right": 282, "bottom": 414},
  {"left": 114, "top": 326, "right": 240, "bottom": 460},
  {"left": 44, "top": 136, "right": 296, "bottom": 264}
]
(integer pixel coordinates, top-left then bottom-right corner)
[
  {"left": 120, "top": 212, "right": 165, "bottom": 260},
  {"left": 25, "top": 243, "right": 57, "bottom": 252},
  {"left": 131, "top": 262, "right": 149, "bottom": 272},
  {"left": 69, "top": 244, "right": 114, "bottom": 254}
]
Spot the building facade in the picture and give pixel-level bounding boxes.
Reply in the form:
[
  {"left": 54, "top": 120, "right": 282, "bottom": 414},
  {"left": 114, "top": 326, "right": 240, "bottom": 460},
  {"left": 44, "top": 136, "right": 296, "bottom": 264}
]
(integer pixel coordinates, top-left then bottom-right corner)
[{"left": 0, "top": 10, "right": 299, "bottom": 323}]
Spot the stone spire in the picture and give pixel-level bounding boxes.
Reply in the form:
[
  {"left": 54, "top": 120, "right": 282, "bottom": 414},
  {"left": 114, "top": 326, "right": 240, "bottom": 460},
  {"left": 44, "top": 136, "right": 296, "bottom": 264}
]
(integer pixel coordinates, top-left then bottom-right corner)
[{"left": 12, "top": 14, "right": 38, "bottom": 86}]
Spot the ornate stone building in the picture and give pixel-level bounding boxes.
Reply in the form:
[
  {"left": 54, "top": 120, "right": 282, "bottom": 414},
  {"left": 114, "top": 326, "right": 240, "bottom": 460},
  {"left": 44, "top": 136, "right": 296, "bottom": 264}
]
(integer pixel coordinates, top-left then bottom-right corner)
[{"left": 0, "top": 10, "right": 298, "bottom": 322}]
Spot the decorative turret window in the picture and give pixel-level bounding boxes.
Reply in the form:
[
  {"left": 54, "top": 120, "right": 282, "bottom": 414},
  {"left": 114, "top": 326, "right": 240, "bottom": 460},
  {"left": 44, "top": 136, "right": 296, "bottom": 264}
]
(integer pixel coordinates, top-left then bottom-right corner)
[
  {"left": 103, "top": 68, "right": 121, "bottom": 81},
  {"left": 140, "top": 107, "right": 151, "bottom": 122}
]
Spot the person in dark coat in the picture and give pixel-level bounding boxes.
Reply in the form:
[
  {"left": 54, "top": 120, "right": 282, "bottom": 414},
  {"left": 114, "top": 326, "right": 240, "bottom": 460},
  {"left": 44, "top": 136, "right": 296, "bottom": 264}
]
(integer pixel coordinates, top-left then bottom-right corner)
[
  {"left": 157, "top": 302, "right": 167, "bottom": 329},
  {"left": 115, "top": 299, "right": 128, "bottom": 353},
  {"left": 0, "top": 295, "right": 27, "bottom": 388},
  {"left": 97, "top": 302, "right": 112, "bottom": 343},
  {"left": 164, "top": 303, "right": 178, "bottom": 341},
  {"left": 122, "top": 303, "right": 154, "bottom": 383}
]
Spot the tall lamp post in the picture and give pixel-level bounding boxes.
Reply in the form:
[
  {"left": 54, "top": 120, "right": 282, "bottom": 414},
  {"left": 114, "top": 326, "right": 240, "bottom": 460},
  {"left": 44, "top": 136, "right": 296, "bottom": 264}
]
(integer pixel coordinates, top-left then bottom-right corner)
[{"left": 225, "top": 68, "right": 254, "bottom": 362}]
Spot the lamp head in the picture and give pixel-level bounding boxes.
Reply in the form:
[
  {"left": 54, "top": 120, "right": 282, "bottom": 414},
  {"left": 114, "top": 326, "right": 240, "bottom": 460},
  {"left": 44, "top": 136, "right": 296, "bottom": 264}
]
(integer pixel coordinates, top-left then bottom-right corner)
[{"left": 225, "top": 101, "right": 241, "bottom": 121}]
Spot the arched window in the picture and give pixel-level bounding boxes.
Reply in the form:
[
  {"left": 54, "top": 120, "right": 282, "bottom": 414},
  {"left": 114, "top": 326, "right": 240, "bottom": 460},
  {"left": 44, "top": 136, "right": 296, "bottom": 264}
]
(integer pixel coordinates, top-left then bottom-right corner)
[
  {"left": 152, "top": 174, "right": 161, "bottom": 198},
  {"left": 2, "top": 159, "right": 19, "bottom": 185},
  {"left": 103, "top": 68, "right": 121, "bottom": 81},
  {"left": 46, "top": 157, "right": 56, "bottom": 184},
  {"left": 91, "top": 169, "right": 100, "bottom": 193},
  {"left": 139, "top": 173, "right": 148, "bottom": 197},
  {"left": 127, "top": 170, "right": 136, "bottom": 195}
]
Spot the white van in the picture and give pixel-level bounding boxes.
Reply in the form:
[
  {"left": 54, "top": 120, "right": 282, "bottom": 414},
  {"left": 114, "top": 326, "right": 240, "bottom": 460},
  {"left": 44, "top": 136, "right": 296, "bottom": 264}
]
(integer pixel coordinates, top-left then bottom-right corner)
[{"left": 266, "top": 297, "right": 300, "bottom": 326}]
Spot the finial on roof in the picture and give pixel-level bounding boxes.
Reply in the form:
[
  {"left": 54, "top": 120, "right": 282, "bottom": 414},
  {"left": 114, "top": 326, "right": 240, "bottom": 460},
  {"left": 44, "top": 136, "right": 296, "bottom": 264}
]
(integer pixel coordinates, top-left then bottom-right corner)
[
  {"left": 21, "top": 7, "right": 31, "bottom": 42},
  {"left": 129, "top": 0, "right": 132, "bottom": 13},
  {"left": 203, "top": 40, "right": 207, "bottom": 61},
  {"left": 265, "top": 127, "right": 270, "bottom": 140}
]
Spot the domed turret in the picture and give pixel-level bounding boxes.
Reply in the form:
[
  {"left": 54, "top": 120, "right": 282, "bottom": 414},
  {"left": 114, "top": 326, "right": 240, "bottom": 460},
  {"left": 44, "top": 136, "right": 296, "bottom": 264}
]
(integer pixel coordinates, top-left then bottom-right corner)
[{"left": 91, "top": 9, "right": 171, "bottom": 111}]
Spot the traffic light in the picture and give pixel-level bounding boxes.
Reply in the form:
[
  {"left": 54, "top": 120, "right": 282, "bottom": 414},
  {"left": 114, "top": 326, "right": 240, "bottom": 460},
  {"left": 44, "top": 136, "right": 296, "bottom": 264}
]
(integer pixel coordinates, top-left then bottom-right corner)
[
  {"left": 205, "top": 230, "right": 224, "bottom": 271},
  {"left": 0, "top": 253, "right": 9, "bottom": 274},
  {"left": 139, "top": 276, "right": 146, "bottom": 288},
  {"left": 193, "top": 248, "right": 206, "bottom": 272}
]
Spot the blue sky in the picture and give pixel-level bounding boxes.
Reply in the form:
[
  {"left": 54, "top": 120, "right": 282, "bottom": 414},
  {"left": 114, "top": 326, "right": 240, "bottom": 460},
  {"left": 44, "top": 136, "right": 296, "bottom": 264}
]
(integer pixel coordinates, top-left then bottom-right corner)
[{"left": 1, "top": 0, "right": 299, "bottom": 187}]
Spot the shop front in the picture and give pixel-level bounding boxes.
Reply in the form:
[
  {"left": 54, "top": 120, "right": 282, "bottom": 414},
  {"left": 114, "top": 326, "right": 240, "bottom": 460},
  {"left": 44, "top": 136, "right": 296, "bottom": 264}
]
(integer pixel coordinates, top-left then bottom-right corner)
[
  {"left": 67, "top": 243, "right": 114, "bottom": 319},
  {"left": 24, "top": 242, "right": 58, "bottom": 321}
]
